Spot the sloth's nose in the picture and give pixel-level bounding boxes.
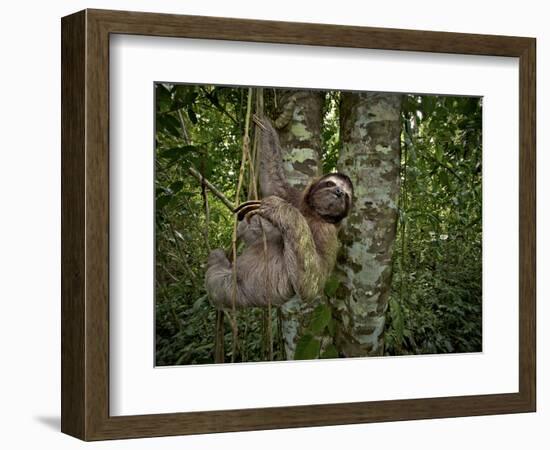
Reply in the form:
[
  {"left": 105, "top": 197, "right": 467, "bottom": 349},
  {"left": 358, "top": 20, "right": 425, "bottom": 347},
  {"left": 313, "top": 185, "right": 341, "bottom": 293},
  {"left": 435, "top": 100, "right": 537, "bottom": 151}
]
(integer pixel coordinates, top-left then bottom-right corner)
[{"left": 334, "top": 187, "right": 344, "bottom": 198}]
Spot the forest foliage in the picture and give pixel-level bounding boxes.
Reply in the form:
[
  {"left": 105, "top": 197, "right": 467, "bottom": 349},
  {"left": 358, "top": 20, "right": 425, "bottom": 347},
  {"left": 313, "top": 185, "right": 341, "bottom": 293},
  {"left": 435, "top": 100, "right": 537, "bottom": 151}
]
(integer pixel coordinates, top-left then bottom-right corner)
[{"left": 154, "top": 84, "right": 482, "bottom": 365}]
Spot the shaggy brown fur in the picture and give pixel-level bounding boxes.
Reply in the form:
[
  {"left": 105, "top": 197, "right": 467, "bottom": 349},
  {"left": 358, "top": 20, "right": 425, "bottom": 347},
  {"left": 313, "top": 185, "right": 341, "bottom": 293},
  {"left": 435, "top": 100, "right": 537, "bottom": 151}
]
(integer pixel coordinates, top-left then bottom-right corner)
[{"left": 205, "top": 117, "right": 353, "bottom": 308}]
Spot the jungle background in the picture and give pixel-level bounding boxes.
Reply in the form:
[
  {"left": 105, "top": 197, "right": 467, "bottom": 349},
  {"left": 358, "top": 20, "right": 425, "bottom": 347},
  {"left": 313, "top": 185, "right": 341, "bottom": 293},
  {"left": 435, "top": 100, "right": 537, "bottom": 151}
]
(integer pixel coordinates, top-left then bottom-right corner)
[{"left": 154, "top": 84, "right": 482, "bottom": 365}]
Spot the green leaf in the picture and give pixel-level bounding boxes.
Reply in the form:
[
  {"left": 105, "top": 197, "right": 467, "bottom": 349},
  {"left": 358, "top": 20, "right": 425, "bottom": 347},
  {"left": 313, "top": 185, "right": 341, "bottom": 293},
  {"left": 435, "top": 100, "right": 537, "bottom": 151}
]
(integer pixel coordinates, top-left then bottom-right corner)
[
  {"left": 422, "top": 96, "right": 436, "bottom": 116},
  {"left": 324, "top": 276, "right": 340, "bottom": 297},
  {"left": 160, "top": 145, "right": 197, "bottom": 160},
  {"left": 169, "top": 181, "right": 184, "bottom": 193},
  {"left": 174, "top": 85, "right": 198, "bottom": 107},
  {"left": 327, "top": 318, "right": 336, "bottom": 337},
  {"left": 185, "top": 90, "right": 198, "bottom": 105},
  {"left": 156, "top": 114, "right": 181, "bottom": 137},
  {"left": 294, "top": 334, "right": 321, "bottom": 360},
  {"left": 156, "top": 194, "right": 172, "bottom": 210},
  {"left": 308, "top": 304, "right": 332, "bottom": 335},
  {"left": 187, "top": 107, "right": 198, "bottom": 124},
  {"left": 435, "top": 146, "right": 444, "bottom": 162},
  {"left": 155, "top": 84, "right": 172, "bottom": 112},
  {"left": 439, "top": 170, "right": 449, "bottom": 187},
  {"left": 320, "top": 344, "right": 338, "bottom": 359}
]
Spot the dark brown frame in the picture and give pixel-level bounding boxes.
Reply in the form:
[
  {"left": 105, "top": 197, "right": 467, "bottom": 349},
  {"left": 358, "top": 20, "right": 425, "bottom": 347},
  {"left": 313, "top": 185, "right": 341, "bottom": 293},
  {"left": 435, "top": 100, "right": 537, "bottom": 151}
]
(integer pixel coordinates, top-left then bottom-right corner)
[{"left": 61, "top": 8, "right": 536, "bottom": 441}]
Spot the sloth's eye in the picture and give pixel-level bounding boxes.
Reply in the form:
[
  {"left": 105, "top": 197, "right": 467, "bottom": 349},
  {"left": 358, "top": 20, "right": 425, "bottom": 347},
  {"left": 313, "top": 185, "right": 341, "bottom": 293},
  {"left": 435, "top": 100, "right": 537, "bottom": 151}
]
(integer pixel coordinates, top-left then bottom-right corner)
[{"left": 324, "top": 180, "right": 336, "bottom": 188}]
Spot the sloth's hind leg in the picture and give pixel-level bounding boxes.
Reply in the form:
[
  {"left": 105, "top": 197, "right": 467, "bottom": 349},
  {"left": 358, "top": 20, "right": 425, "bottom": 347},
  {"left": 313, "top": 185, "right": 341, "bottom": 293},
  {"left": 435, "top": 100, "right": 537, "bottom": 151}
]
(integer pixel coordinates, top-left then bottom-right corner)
[
  {"left": 205, "top": 249, "right": 252, "bottom": 309},
  {"left": 207, "top": 248, "right": 230, "bottom": 269},
  {"left": 205, "top": 249, "right": 232, "bottom": 308}
]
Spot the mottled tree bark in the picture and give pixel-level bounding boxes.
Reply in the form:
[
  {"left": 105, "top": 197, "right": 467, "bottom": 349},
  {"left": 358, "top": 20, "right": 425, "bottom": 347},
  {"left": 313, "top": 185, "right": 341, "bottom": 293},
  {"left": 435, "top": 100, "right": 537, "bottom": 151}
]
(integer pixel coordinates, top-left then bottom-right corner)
[
  {"left": 272, "top": 89, "right": 324, "bottom": 358},
  {"left": 333, "top": 92, "right": 402, "bottom": 356},
  {"left": 273, "top": 90, "right": 324, "bottom": 188}
]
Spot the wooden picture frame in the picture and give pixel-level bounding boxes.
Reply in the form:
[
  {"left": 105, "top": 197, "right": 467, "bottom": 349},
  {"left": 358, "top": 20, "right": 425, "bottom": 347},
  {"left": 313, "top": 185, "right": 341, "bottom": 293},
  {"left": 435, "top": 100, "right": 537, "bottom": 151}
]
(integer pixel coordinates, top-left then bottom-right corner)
[{"left": 61, "top": 9, "right": 536, "bottom": 441}]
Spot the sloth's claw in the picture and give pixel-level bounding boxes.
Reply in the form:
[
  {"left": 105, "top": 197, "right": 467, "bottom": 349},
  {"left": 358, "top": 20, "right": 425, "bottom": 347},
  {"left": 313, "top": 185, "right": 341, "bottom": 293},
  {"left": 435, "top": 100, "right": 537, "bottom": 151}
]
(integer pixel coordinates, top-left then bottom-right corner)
[
  {"left": 234, "top": 200, "right": 261, "bottom": 221},
  {"left": 233, "top": 200, "right": 261, "bottom": 213},
  {"left": 243, "top": 209, "right": 260, "bottom": 223}
]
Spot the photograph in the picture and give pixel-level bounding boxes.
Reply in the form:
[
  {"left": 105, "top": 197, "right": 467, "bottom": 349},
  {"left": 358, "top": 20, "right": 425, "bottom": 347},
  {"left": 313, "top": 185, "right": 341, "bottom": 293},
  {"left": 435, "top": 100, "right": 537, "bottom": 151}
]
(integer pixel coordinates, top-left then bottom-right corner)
[{"left": 154, "top": 84, "right": 483, "bottom": 366}]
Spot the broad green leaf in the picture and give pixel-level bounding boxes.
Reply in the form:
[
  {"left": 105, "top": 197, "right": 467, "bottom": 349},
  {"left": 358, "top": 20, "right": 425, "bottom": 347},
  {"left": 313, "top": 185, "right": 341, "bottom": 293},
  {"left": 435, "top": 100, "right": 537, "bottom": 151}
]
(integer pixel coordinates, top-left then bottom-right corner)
[
  {"left": 174, "top": 85, "right": 197, "bottom": 106},
  {"left": 435, "top": 146, "right": 444, "bottom": 162},
  {"left": 156, "top": 114, "right": 181, "bottom": 137},
  {"left": 155, "top": 84, "right": 172, "bottom": 112},
  {"left": 187, "top": 107, "right": 198, "bottom": 124},
  {"left": 156, "top": 194, "right": 172, "bottom": 210},
  {"left": 169, "top": 181, "right": 184, "bottom": 193},
  {"left": 327, "top": 318, "right": 336, "bottom": 337},
  {"left": 294, "top": 334, "right": 320, "bottom": 360},
  {"left": 439, "top": 170, "right": 449, "bottom": 187},
  {"left": 308, "top": 304, "right": 332, "bottom": 335},
  {"left": 320, "top": 344, "right": 338, "bottom": 359},
  {"left": 160, "top": 145, "right": 197, "bottom": 160},
  {"left": 324, "top": 276, "right": 340, "bottom": 297}
]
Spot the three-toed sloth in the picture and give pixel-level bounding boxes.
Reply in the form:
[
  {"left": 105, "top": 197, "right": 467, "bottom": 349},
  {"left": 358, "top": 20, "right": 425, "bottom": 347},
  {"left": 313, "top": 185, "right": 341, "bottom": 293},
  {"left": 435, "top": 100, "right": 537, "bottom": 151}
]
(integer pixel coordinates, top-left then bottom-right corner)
[{"left": 205, "top": 116, "right": 353, "bottom": 308}]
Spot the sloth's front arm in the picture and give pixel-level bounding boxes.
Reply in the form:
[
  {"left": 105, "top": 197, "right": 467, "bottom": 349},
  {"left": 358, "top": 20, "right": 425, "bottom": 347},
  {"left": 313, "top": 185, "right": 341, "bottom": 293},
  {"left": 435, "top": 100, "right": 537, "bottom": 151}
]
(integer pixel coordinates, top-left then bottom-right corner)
[
  {"left": 235, "top": 196, "right": 323, "bottom": 301},
  {"left": 255, "top": 116, "right": 300, "bottom": 202}
]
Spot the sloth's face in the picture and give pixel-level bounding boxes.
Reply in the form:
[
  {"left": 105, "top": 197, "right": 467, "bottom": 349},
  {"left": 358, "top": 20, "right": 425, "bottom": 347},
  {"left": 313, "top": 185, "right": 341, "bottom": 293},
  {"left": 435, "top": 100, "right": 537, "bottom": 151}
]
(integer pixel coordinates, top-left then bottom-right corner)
[{"left": 307, "top": 174, "right": 353, "bottom": 224}]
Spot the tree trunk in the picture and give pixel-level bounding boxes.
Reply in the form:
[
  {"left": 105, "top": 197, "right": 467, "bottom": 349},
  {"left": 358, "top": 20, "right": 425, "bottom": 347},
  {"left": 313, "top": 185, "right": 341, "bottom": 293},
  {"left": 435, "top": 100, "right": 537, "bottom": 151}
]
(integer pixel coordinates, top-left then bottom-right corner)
[
  {"left": 333, "top": 92, "right": 402, "bottom": 356},
  {"left": 272, "top": 89, "right": 324, "bottom": 358}
]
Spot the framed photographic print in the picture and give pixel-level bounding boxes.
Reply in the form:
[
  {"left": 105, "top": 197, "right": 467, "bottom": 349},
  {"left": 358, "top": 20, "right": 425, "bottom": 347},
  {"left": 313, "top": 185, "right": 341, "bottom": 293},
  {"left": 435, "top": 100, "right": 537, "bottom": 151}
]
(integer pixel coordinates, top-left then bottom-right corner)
[{"left": 61, "top": 9, "right": 536, "bottom": 441}]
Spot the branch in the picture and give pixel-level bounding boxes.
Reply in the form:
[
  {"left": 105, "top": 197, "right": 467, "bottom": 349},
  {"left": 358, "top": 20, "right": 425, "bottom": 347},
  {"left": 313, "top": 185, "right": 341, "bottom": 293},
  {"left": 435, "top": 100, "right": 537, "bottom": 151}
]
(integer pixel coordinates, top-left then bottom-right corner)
[{"left": 188, "top": 167, "right": 235, "bottom": 212}]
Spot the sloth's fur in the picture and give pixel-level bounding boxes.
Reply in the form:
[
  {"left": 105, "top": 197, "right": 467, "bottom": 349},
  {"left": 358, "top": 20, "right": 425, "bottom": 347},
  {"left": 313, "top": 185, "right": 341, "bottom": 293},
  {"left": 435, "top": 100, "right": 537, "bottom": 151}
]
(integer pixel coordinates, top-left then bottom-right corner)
[{"left": 205, "top": 117, "right": 353, "bottom": 308}]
